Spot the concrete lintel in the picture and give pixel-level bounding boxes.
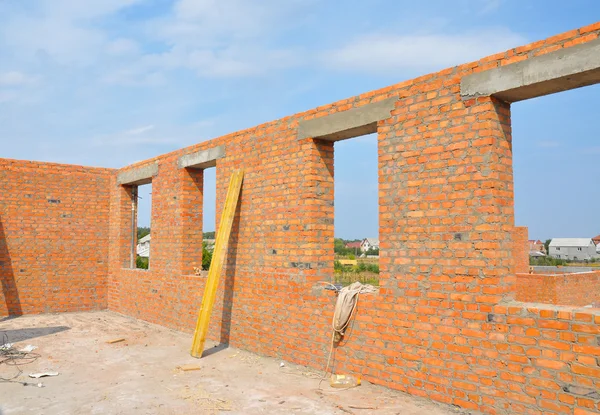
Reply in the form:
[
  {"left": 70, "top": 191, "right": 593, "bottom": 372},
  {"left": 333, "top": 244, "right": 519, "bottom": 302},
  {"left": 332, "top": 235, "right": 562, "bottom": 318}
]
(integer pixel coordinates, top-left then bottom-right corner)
[
  {"left": 297, "top": 97, "right": 398, "bottom": 141},
  {"left": 461, "top": 38, "right": 600, "bottom": 102},
  {"left": 178, "top": 146, "right": 225, "bottom": 169},
  {"left": 117, "top": 163, "right": 158, "bottom": 186}
]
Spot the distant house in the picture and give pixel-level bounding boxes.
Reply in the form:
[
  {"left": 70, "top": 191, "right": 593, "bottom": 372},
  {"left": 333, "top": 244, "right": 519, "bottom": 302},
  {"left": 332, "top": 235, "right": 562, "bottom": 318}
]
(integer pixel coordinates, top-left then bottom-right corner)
[
  {"left": 137, "top": 234, "right": 150, "bottom": 258},
  {"left": 204, "top": 239, "right": 215, "bottom": 252},
  {"left": 593, "top": 234, "right": 600, "bottom": 246},
  {"left": 345, "top": 241, "right": 361, "bottom": 250},
  {"left": 528, "top": 239, "right": 545, "bottom": 253},
  {"left": 360, "top": 238, "right": 379, "bottom": 252},
  {"left": 548, "top": 238, "right": 599, "bottom": 261}
]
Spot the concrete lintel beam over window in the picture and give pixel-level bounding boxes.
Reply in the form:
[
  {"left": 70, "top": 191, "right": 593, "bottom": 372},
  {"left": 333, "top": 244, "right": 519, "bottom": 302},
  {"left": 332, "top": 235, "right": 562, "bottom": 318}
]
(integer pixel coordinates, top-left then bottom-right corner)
[
  {"left": 461, "top": 38, "right": 600, "bottom": 102},
  {"left": 117, "top": 163, "right": 158, "bottom": 186},
  {"left": 177, "top": 146, "right": 225, "bottom": 169},
  {"left": 297, "top": 97, "right": 398, "bottom": 141}
]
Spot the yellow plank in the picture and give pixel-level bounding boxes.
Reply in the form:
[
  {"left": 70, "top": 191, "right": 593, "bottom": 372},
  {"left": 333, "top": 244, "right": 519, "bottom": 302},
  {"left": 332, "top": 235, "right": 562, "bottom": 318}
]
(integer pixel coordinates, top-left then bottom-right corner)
[{"left": 190, "top": 169, "right": 244, "bottom": 358}]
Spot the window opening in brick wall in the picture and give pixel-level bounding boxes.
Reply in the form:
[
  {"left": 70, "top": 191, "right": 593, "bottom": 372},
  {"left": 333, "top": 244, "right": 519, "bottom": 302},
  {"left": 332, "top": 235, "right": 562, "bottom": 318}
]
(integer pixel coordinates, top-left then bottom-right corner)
[
  {"left": 202, "top": 167, "right": 216, "bottom": 271},
  {"left": 514, "top": 85, "right": 600, "bottom": 307},
  {"left": 333, "top": 133, "right": 379, "bottom": 286},
  {"left": 134, "top": 183, "right": 152, "bottom": 270}
]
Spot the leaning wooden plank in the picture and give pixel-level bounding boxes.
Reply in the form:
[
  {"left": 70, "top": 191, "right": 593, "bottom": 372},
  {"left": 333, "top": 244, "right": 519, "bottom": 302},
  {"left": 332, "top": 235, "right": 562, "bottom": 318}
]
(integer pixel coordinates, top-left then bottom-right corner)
[{"left": 190, "top": 169, "right": 244, "bottom": 358}]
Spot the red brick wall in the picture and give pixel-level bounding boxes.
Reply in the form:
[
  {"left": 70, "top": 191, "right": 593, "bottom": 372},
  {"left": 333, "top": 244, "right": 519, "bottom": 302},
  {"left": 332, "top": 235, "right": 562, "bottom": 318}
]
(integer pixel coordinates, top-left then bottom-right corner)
[
  {"left": 0, "top": 158, "right": 114, "bottom": 316},
  {"left": 105, "top": 22, "right": 600, "bottom": 415},
  {"left": 517, "top": 270, "right": 600, "bottom": 307},
  {"left": 517, "top": 273, "right": 557, "bottom": 304},
  {"left": 513, "top": 226, "right": 530, "bottom": 274}
]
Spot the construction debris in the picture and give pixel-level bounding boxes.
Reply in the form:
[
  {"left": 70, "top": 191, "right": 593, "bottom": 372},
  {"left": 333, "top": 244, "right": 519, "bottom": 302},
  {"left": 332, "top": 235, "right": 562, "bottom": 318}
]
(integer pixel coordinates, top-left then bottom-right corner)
[
  {"left": 330, "top": 374, "right": 361, "bottom": 388},
  {"left": 29, "top": 372, "right": 59, "bottom": 379},
  {"left": 1, "top": 336, "right": 41, "bottom": 382},
  {"left": 177, "top": 364, "right": 201, "bottom": 372},
  {"left": 106, "top": 338, "right": 126, "bottom": 344},
  {"left": 0, "top": 342, "right": 13, "bottom": 351}
]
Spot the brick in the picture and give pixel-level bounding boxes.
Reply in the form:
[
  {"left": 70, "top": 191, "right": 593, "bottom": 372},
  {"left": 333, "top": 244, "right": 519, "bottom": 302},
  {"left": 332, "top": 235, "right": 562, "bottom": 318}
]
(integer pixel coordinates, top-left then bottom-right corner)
[
  {"left": 579, "top": 21, "right": 600, "bottom": 34},
  {"left": 535, "top": 359, "right": 567, "bottom": 370},
  {"left": 572, "top": 364, "right": 600, "bottom": 378}
]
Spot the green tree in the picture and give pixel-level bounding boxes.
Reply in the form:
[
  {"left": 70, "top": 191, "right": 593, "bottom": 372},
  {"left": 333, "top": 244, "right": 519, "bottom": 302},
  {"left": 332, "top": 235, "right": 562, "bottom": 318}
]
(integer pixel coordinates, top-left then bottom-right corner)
[
  {"left": 203, "top": 231, "right": 215, "bottom": 239},
  {"left": 366, "top": 247, "right": 379, "bottom": 256},
  {"left": 544, "top": 239, "right": 551, "bottom": 254},
  {"left": 136, "top": 256, "right": 149, "bottom": 269},
  {"left": 334, "top": 238, "right": 350, "bottom": 256},
  {"left": 529, "top": 256, "right": 565, "bottom": 266},
  {"left": 138, "top": 227, "right": 150, "bottom": 239},
  {"left": 202, "top": 242, "right": 213, "bottom": 270}
]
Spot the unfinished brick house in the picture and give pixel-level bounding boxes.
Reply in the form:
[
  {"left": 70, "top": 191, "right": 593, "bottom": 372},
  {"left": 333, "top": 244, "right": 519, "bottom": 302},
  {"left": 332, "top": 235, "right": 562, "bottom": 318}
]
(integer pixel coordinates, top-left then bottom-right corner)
[{"left": 2, "top": 22, "right": 600, "bottom": 415}]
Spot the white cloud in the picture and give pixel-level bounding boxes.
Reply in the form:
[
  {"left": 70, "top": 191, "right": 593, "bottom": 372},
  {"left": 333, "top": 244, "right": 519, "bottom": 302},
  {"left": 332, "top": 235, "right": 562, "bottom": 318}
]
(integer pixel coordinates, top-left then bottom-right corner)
[
  {"left": 90, "top": 121, "right": 215, "bottom": 148},
  {"left": 188, "top": 48, "right": 299, "bottom": 78},
  {"left": 1, "top": 17, "right": 105, "bottom": 65},
  {"left": 0, "top": 0, "right": 143, "bottom": 65},
  {"left": 0, "top": 71, "right": 37, "bottom": 86},
  {"left": 187, "top": 49, "right": 259, "bottom": 77},
  {"left": 92, "top": 135, "right": 177, "bottom": 147},
  {"left": 165, "top": 0, "right": 283, "bottom": 44},
  {"left": 101, "top": 68, "right": 166, "bottom": 86},
  {"left": 323, "top": 28, "right": 526, "bottom": 73},
  {"left": 478, "top": 0, "right": 503, "bottom": 14},
  {"left": 106, "top": 39, "right": 140, "bottom": 56},
  {"left": 38, "top": 0, "right": 143, "bottom": 19},
  {"left": 0, "top": 0, "right": 311, "bottom": 88},
  {"left": 126, "top": 125, "right": 155, "bottom": 135},
  {"left": 135, "top": 0, "right": 311, "bottom": 78}
]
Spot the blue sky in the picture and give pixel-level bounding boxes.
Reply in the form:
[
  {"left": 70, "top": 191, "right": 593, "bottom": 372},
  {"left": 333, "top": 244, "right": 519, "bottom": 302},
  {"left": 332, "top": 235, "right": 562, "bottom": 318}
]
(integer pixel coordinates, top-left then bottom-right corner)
[{"left": 0, "top": 0, "right": 598, "bottom": 240}]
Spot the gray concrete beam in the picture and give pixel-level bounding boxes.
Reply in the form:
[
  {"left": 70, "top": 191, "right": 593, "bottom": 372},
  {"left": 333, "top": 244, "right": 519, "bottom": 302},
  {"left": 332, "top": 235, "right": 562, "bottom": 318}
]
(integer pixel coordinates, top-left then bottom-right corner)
[
  {"left": 117, "top": 163, "right": 158, "bottom": 186},
  {"left": 297, "top": 97, "right": 398, "bottom": 141},
  {"left": 178, "top": 146, "right": 225, "bottom": 169},
  {"left": 461, "top": 38, "right": 600, "bottom": 102}
]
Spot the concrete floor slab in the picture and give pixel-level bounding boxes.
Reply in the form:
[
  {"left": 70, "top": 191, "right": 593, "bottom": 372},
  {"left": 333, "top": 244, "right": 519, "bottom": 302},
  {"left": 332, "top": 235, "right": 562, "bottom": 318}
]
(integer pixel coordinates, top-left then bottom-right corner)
[{"left": 0, "top": 312, "right": 472, "bottom": 414}]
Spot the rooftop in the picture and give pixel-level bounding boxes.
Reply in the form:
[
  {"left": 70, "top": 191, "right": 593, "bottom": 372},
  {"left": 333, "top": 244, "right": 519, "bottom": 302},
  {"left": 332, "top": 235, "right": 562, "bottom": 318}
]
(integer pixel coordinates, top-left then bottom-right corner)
[
  {"left": 138, "top": 234, "right": 151, "bottom": 244},
  {"left": 549, "top": 238, "right": 593, "bottom": 247}
]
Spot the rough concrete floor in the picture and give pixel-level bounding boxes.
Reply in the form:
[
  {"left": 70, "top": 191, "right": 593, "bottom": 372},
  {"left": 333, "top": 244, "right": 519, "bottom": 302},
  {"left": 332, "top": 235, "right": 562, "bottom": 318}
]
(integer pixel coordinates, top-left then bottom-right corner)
[{"left": 0, "top": 311, "right": 471, "bottom": 415}]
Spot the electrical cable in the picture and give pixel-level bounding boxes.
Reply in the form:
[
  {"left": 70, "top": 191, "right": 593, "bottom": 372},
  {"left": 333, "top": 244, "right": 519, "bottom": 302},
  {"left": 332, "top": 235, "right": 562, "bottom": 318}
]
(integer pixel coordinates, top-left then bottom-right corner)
[{"left": 0, "top": 333, "right": 41, "bottom": 382}]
